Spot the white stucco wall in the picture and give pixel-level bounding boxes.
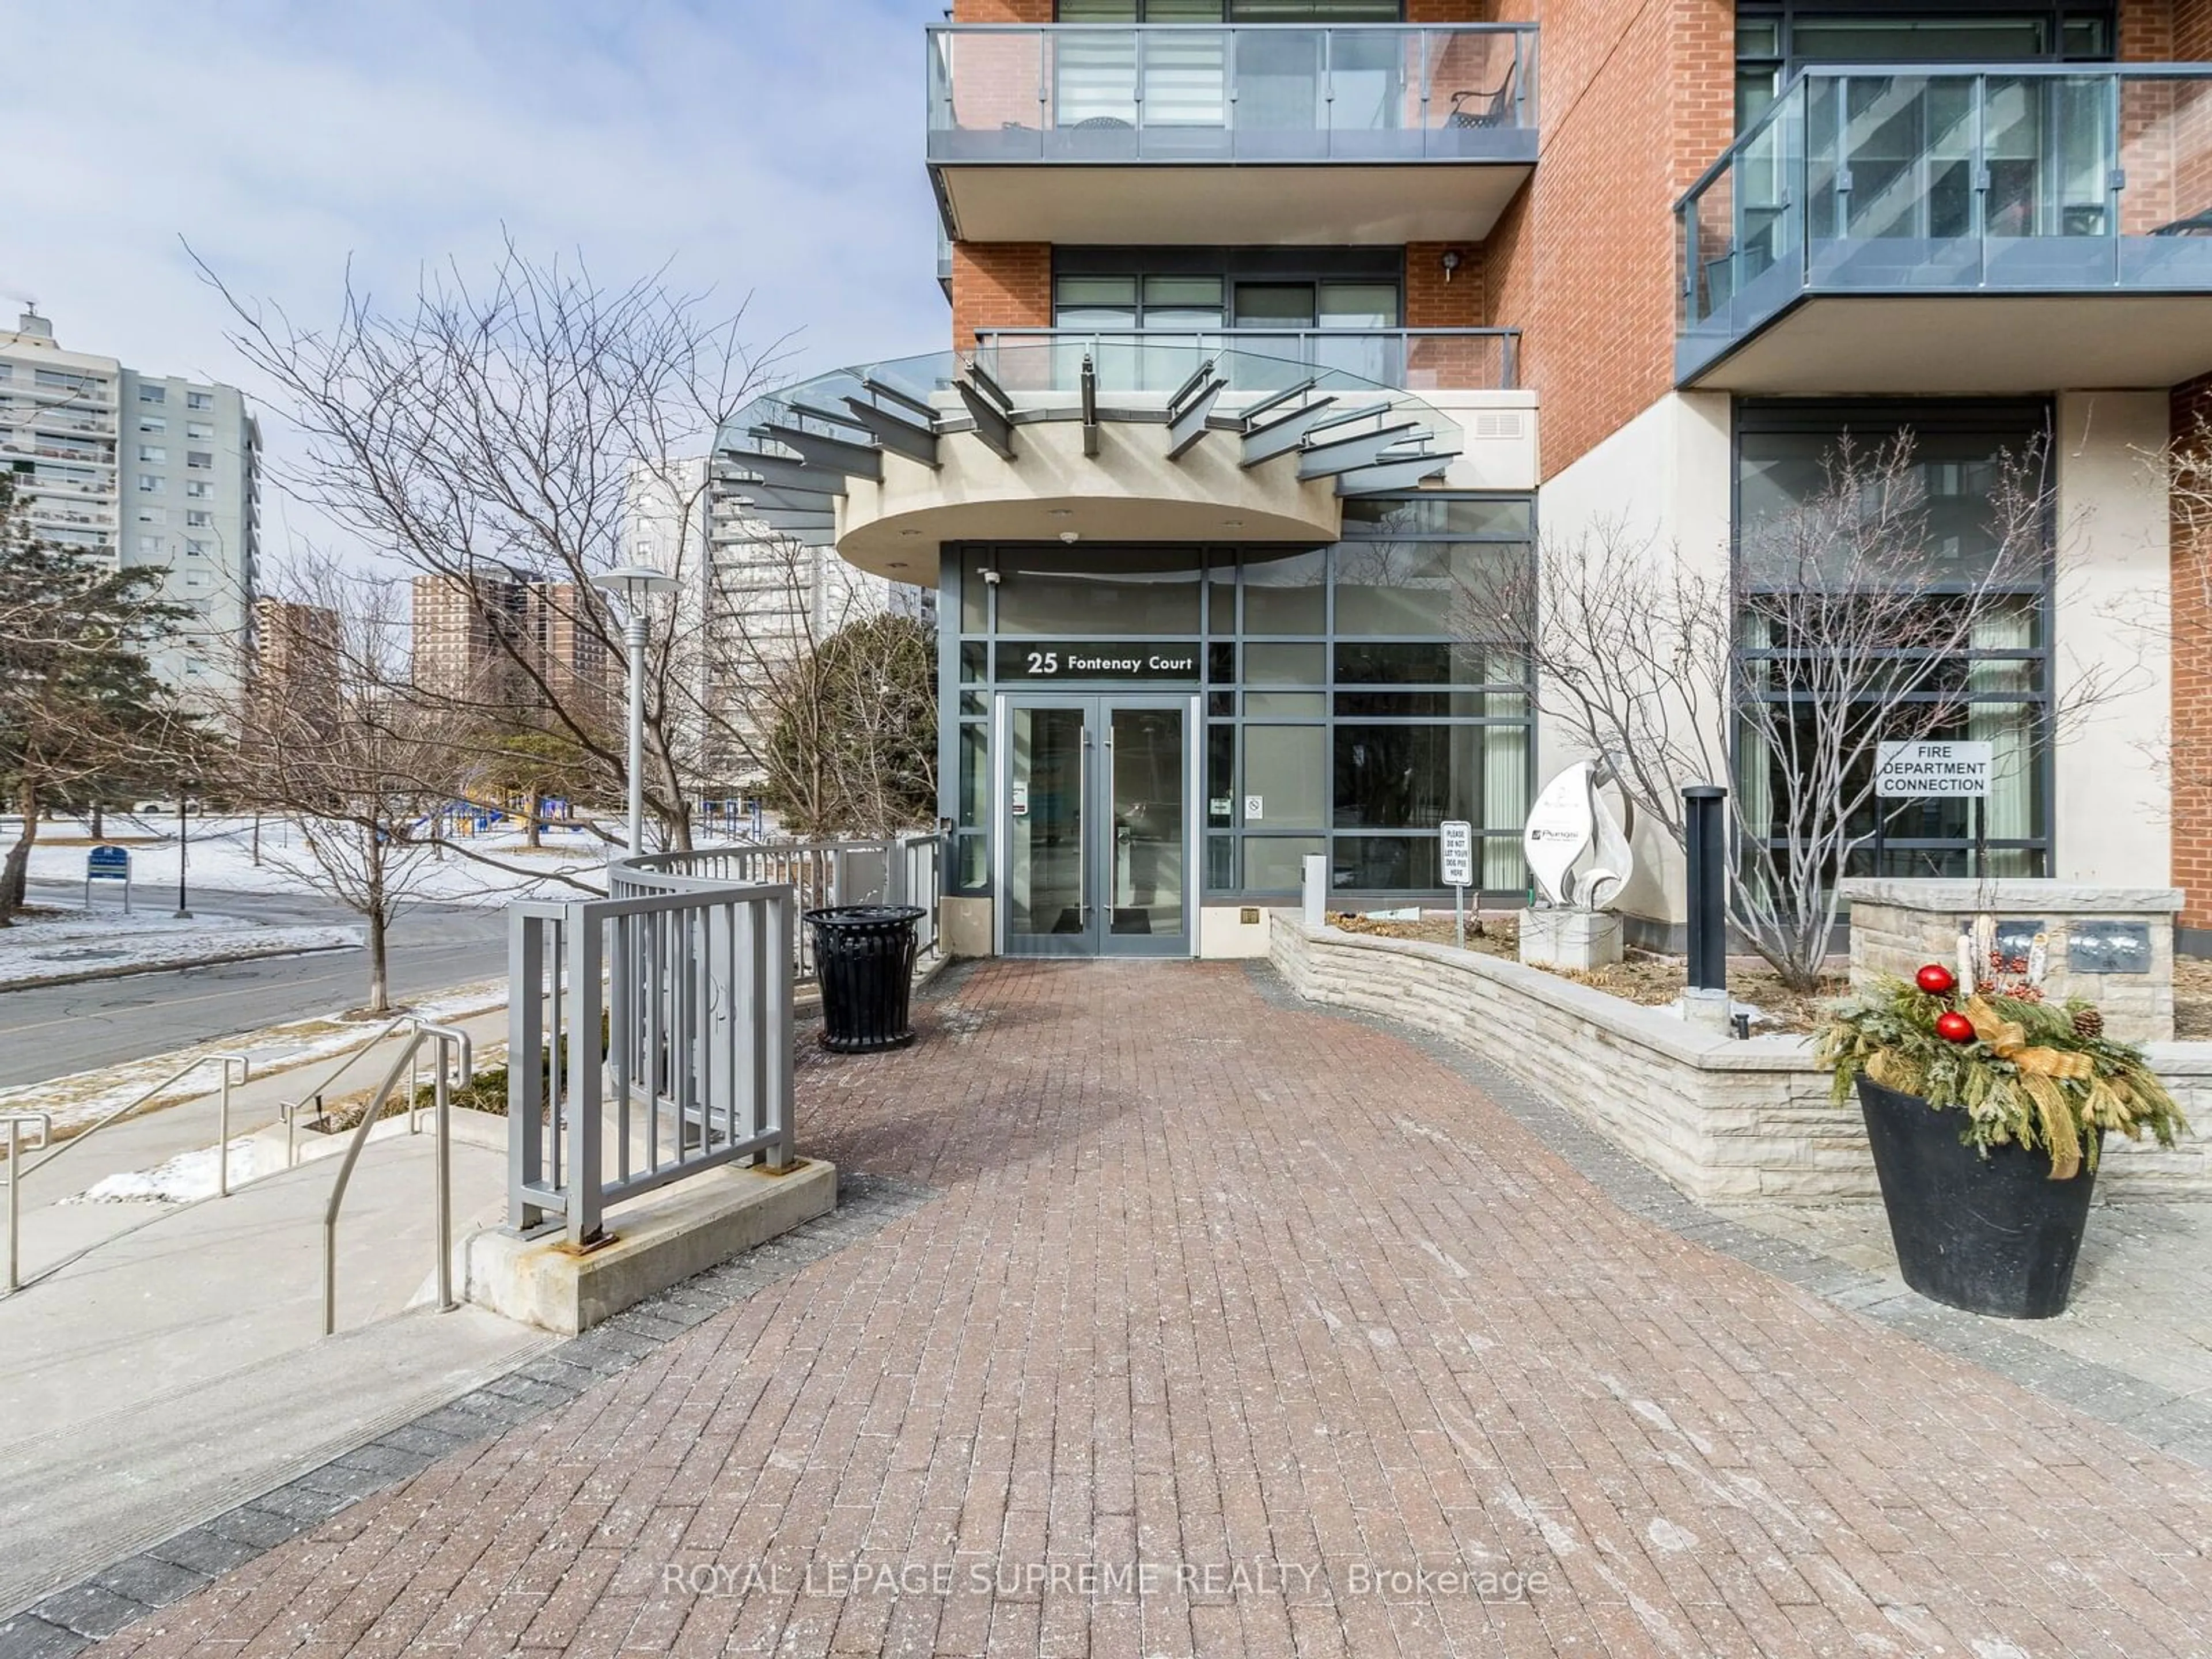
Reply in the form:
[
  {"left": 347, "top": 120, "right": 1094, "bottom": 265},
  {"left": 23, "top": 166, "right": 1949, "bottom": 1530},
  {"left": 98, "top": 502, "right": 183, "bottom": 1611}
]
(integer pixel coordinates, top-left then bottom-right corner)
[
  {"left": 1529, "top": 392, "right": 1734, "bottom": 926},
  {"left": 2051, "top": 392, "right": 2172, "bottom": 888}
]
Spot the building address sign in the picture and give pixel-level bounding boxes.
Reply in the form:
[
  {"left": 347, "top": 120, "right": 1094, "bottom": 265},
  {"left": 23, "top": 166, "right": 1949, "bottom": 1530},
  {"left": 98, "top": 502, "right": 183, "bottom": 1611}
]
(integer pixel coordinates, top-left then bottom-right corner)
[{"left": 993, "top": 642, "right": 1200, "bottom": 682}]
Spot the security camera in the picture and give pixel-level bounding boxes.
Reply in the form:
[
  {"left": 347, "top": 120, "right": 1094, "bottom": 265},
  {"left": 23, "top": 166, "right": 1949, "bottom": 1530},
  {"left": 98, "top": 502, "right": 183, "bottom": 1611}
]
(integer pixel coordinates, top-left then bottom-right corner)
[
  {"left": 1058, "top": 530, "right": 1080, "bottom": 544},
  {"left": 982, "top": 567, "right": 1002, "bottom": 585}
]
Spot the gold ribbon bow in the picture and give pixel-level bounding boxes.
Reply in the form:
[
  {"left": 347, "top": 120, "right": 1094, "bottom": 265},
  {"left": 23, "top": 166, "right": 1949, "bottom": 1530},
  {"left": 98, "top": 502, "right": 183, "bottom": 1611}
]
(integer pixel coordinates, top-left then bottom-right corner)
[{"left": 1964, "top": 997, "right": 2090, "bottom": 1179}]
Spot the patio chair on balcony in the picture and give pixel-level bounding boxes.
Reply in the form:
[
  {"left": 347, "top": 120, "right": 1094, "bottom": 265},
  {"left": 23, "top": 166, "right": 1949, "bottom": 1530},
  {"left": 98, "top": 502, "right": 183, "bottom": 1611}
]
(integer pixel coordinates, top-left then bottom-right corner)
[{"left": 1448, "top": 70, "right": 1516, "bottom": 129}]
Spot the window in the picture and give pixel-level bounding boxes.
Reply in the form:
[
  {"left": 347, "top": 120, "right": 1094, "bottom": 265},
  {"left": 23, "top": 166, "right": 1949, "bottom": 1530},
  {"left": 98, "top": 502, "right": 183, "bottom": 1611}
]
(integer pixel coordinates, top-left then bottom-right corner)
[
  {"left": 138, "top": 444, "right": 166, "bottom": 463},
  {"left": 185, "top": 538, "right": 211, "bottom": 556},
  {"left": 138, "top": 416, "right": 166, "bottom": 435},
  {"left": 138, "top": 534, "right": 165, "bottom": 556},
  {"left": 185, "top": 450, "right": 213, "bottom": 469},
  {"left": 1733, "top": 3, "right": 2113, "bottom": 132},
  {"left": 944, "top": 498, "right": 1535, "bottom": 899},
  {"left": 185, "top": 421, "right": 215, "bottom": 440},
  {"left": 137, "top": 506, "right": 168, "bottom": 526},
  {"left": 185, "top": 391, "right": 214, "bottom": 411},
  {"left": 137, "top": 474, "right": 164, "bottom": 494},
  {"left": 1734, "top": 399, "right": 2054, "bottom": 880},
  {"left": 185, "top": 509, "right": 213, "bottom": 527},
  {"left": 138, "top": 385, "right": 166, "bottom": 406},
  {"left": 185, "top": 479, "right": 213, "bottom": 498}
]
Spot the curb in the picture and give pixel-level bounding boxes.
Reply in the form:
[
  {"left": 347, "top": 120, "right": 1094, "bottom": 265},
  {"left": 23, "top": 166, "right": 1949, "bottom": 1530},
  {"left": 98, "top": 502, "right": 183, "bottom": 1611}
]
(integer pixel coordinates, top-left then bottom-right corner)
[{"left": 0, "top": 940, "right": 362, "bottom": 995}]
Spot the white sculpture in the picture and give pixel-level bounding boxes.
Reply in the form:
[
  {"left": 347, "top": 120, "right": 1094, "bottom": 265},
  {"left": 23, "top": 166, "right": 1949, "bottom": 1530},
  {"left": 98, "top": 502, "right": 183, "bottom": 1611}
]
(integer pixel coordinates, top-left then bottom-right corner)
[{"left": 1521, "top": 761, "right": 1637, "bottom": 911}]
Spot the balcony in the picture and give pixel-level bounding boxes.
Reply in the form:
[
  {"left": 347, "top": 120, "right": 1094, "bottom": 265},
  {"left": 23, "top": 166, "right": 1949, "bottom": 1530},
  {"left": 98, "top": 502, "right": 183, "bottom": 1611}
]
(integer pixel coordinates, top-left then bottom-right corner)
[
  {"left": 1679, "top": 65, "right": 2212, "bottom": 391},
  {"left": 971, "top": 327, "right": 1519, "bottom": 393},
  {"left": 927, "top": 23, "right": 1536, "bottom": 245}
]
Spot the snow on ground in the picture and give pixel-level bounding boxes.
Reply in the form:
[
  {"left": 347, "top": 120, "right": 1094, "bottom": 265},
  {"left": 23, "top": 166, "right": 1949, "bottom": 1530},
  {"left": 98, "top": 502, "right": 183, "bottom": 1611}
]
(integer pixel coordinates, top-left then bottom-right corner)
[
  {"left": 60, "top": 1136, "right": 270, "bottom": 1205},
  {"left": 0, "top": 978, "right": 508, "bottom": 1139},
  {"left": 17, "top": 813, "right": 615, "bottom": 907},
  {"left": 0, "top": 906, "right": 359, "bottom": 987}
]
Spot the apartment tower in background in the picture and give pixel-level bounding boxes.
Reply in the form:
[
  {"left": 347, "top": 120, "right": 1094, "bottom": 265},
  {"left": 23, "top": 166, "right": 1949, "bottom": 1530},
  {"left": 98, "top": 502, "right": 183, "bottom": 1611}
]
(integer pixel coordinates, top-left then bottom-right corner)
[{"left": 0, "top": 308, "right": 262, "bottom": 702}]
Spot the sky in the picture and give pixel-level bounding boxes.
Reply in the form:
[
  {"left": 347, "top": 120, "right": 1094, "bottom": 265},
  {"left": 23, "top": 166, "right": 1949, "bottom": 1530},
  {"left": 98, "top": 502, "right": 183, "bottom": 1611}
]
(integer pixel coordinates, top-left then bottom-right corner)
[{"left": 0, "top": 0, "right": 951, "bottom": 564}]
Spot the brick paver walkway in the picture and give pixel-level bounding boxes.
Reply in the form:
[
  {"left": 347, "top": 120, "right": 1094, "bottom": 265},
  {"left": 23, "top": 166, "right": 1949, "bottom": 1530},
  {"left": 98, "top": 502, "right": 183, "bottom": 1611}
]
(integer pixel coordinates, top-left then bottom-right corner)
[{"left": 86, "top": 961, "right": 2212, "bottom": 1657}]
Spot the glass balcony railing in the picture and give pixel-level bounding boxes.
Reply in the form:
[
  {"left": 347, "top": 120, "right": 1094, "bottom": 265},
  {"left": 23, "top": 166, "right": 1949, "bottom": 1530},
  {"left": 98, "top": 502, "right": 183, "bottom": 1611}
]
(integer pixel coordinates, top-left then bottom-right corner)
[
  {"left": 927, "top": 24, "right": 1536, "bottom": 165},
  {"left": 972, "top": 327, "right": 1520, "bottom": 393},
  {"left": 1679, "top": 65, "right": 2212, "bottom": 372}
]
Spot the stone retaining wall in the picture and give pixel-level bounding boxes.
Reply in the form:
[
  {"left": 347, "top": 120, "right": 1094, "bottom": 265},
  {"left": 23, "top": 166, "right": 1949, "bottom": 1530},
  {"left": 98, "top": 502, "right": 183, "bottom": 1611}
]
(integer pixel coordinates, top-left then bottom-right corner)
[{"left": 1269, "top": 915, "right": 2212, "bottom": 1203}]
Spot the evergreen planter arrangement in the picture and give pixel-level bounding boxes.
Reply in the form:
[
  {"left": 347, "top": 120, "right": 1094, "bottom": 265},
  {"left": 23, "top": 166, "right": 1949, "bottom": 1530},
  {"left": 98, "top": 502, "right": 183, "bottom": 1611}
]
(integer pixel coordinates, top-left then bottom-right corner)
[{"left": 1816, "top": 967, "right": 2188, "bottom": 1319}]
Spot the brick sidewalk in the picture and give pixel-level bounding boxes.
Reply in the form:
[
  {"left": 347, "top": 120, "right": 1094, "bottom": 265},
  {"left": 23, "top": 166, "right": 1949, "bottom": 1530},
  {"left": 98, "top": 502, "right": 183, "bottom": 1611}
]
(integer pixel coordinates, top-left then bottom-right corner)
[{"left": 85, "top": 961, "right": 2212, "bottom": 1657}]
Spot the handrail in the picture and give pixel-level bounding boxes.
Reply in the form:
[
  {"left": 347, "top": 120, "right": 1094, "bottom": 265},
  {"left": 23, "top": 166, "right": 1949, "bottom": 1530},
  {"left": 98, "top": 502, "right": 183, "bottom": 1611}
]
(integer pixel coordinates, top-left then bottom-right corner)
[
  {"left": 974, "top": 326, "right": 1523, "bottom": 391},
  {"left": 277, "top": 1014, "right": 413, "bottom": 1167},
  {"left": 320, "top": 1019, "right": 472, "bottom": 1336},
  {"left": 2, "top": 1052, "right": 252, "bottom": 1295},
  {"left": 2, "top": 1112, "right": 52, "bottom": 1295}
]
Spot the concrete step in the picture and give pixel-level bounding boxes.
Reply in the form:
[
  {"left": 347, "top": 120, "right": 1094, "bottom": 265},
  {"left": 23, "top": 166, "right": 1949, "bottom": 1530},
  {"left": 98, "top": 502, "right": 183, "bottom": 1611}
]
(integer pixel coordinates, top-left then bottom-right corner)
[{"left": 0, "top": 1127, "right": 552, "bottom": 1618}]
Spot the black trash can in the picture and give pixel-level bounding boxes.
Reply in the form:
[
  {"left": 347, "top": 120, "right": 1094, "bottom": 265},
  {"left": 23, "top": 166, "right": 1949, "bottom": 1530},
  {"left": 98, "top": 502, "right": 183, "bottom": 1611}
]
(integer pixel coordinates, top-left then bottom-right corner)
[{"left": 806, "top": 905, "right": 927, "bottom": 1054}]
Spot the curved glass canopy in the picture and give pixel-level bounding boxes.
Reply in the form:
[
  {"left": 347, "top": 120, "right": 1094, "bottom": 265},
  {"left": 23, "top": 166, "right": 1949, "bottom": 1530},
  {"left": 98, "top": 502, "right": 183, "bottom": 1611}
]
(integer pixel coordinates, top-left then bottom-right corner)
[{"left": 713, "top": 339, "right": 1465, "bottom": 548}]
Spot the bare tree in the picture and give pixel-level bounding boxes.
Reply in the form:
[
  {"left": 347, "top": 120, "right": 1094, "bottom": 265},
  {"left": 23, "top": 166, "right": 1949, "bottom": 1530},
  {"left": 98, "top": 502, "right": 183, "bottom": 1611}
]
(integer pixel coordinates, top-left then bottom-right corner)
[
  {"left": 1484, "top": 433, "right": 2117, "bottom": 991},
  {"left": 201, "top": 241, "right": 791, "bottom": 853},
  {"left": 0, "top": 475, "right": 206, "bottom": 924},
  {"left": 230, "top": 559, "right": 460, "bottom": 1014}
]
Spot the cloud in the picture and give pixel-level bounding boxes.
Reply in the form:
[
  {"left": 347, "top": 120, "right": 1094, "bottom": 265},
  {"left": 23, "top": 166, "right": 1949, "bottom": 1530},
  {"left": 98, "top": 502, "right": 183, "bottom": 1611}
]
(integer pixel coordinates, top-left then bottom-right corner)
[{"left": 0, "top": 0, "right": 951, "bottom": 563}]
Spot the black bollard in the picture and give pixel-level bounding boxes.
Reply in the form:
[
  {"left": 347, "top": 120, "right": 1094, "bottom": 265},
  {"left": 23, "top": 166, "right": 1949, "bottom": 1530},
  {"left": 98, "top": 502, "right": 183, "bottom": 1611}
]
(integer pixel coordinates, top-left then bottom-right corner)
[{"left": 1684, "top": 785, "right": 1727, "bottom": 993}]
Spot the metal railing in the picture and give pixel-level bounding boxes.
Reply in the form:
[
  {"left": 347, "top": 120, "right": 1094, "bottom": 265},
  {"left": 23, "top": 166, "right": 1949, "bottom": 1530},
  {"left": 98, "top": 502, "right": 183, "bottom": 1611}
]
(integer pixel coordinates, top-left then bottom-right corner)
[
  {"left": 320, "top": 1020, "right": 471, "bottom": 1335},
  {"left": 1679, "top": 64, "right": 2212, "bottom": 361},
  {"left": 3, "top": 1052, "right": 250, "bottom": 1294},
  {"left": 928, "top": 23, "right": 1537, "bottom": 163},
  {"left": 613, "top": 834, "right": 945, "bottom": 980},
  {"left": 508, "top": 877, "right": 798, "bottom": 1247},
  {"left": 974, "top": 326, "right": 1519, "bottom": 393},
  {"left": 278, "top": 1015, "right": 415, "bottom": 1167}
]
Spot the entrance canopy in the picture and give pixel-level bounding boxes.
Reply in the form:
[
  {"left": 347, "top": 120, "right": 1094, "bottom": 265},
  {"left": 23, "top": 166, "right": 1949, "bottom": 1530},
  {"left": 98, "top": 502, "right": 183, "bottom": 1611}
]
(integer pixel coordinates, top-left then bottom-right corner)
[{"left": 714, "top": 340, "right": 1466, "bottom": 582}]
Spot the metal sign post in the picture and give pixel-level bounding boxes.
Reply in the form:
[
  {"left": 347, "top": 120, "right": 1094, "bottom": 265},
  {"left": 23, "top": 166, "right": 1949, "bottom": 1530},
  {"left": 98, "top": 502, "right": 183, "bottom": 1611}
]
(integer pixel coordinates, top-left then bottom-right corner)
[
  {"left": 1440, "top": 820, "right": 1474, "bottom": 950},
  {"left": 85, "top": 844, "right": 131, "bottom": 914}
]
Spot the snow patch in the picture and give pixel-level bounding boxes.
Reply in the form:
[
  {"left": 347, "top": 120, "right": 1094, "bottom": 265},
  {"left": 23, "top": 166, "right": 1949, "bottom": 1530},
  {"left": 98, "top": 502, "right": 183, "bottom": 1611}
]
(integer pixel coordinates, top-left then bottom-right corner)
[{"left": 63, "top": 1137, "right": 267, "bottom": 1205}]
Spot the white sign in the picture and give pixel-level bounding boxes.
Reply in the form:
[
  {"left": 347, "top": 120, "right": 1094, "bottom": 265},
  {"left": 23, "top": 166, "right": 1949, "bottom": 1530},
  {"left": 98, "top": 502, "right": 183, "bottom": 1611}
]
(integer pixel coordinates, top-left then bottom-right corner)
[
  {"left": 1010, "top": 781, "right": 1029, "bottom": 819},
  {"left": 1875, "top": 740, "right": 1993, "bottom": 799},
  {"left": 1244, "top": 794, "right": 1264, "bottom": 821},
  {"left": 1440, "top": 820, "right": 1475, "bottom": 889}
]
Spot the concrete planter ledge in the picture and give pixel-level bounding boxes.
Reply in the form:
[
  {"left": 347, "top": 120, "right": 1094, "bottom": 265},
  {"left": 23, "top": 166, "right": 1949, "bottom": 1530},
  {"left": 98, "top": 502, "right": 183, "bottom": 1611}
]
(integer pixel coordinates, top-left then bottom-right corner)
[
  {"left": 1836, "top": 879, "right": 2184, "bottom": 913},
  {"left": 1268, "top": 913, "right": 2212, "bottom": 1204}
]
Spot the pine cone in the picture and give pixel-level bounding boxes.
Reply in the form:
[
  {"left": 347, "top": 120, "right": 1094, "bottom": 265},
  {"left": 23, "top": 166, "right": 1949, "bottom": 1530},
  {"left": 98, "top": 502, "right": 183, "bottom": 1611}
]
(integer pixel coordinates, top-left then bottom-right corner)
[{"left": 2073, "top": 1007, "right": 2105, "bottom": 1040}]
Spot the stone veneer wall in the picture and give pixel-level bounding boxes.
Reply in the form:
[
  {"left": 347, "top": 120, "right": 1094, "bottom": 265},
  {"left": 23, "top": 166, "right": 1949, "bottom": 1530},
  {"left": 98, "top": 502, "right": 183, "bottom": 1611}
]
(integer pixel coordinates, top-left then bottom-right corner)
[
  {"left": 1841, "top": 880, "right": 2181, "bottom": 1044},
  {"left": 1269, "top": 915, "right": 2212, "bottom": 1203}
]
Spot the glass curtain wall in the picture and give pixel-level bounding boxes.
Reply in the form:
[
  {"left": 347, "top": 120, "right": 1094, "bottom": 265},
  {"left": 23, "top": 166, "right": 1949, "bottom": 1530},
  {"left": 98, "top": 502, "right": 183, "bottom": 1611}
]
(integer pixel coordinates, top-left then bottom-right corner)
[
  {"left": 943, "top": 495, "right": 1535, "bottom": 901},
  {"left": 1734, "top": 399, "right": 2054, "bottom": 880}
]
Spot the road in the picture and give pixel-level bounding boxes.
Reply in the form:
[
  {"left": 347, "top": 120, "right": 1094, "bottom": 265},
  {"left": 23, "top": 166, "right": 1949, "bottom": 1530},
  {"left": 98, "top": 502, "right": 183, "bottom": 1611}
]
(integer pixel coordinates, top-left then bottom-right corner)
[{"left": 0, "top": 882, "right": 509, "bottom": 1088}]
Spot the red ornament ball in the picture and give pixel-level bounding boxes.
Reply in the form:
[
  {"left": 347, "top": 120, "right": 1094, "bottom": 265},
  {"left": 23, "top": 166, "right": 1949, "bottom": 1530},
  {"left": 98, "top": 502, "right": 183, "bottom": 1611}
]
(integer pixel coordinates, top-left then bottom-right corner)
[
  {"left": 1935, "top": 1011, "right": 1977, "bottom": 1044},
  {"left": 1915, "top": 963, "right": 1957, "bottom": 995}
]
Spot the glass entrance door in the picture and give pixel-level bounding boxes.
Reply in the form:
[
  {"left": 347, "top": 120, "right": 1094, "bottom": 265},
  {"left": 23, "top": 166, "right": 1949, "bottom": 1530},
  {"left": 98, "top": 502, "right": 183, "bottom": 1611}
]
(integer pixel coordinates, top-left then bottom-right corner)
[{"left": 1001, "top": 695, "right": 1192, "bottom": 957}]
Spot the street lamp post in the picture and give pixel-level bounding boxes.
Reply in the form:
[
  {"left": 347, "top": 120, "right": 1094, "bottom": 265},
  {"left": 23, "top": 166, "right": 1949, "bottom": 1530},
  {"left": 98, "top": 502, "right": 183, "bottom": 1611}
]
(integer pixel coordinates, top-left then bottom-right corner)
[
  {"left": 175, "top": 796, "right": 192, "bottom": 919},
  {"left": 592, "top": 565, "right": 679, "bottom": 857}
]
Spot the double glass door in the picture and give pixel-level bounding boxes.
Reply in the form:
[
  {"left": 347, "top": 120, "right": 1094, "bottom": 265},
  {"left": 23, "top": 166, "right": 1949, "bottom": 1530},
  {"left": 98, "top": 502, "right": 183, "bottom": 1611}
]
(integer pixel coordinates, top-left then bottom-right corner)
[{"left": 1002, "top": 695, "right": 1193, "bottom": 957}]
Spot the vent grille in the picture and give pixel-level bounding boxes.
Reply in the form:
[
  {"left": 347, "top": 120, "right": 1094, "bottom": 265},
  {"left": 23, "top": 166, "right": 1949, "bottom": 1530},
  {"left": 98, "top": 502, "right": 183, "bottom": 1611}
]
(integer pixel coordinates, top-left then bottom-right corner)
[{"left": 1471, "top": 412, "right": 1525, "bottom": 441}]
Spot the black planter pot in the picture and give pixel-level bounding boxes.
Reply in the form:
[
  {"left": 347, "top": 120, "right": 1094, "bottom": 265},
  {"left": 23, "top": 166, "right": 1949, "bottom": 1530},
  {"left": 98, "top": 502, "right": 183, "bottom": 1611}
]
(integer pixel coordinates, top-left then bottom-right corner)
[
  {"left": 806, "top": 905, "right": 926, "bottom": 1054},
  {"left": 1855, "top": 1075, "right": 2100, "bottom": 1320}
]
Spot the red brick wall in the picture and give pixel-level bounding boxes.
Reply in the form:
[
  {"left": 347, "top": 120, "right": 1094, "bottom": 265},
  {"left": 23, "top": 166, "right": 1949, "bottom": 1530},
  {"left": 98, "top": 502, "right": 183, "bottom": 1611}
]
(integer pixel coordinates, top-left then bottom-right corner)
[
  {"left": 950, "top": 243, "right": 1052, "bottom": 355},
  {"left": 952, "top": 0, "right": 1049, "bottom": 21},
  {"left": 1482, "top": 0, "right": 1734, "bottom": 477},
  {"left": 1407, "top": 0, "right": 1486, "bottom": 20}
]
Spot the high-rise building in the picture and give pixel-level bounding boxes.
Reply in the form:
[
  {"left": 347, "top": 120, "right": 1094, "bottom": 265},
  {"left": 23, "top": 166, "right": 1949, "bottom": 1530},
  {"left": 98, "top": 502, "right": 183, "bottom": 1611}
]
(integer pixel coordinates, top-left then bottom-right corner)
[
  {"left": 717, "top": 0, "right": 2209, "bottom": 960},
  {"left": 624, "top": 459, "right": 934, "bottom": 795},
  {"left": 410, "top": 566, "right": 612, "bottom": 720},
  {"left": 250, "top": 597, "right": 341, "bottom": 735},
  {"left": 0, "top": 309, "right": 262, "bottom": 703}
]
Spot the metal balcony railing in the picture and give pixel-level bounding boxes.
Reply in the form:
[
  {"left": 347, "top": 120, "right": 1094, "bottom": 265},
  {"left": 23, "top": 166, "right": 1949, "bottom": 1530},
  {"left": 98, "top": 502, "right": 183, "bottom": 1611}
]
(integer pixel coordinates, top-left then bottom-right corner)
[
  {"left": 1679, "top": 64, "right": 2212, "bottom": 369},
  {"left": 927, "top": 22, "right": 1536, "bottom": 165},
  {"left": 973, "top": 326, "right": 1520, "bottom": 393}
]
